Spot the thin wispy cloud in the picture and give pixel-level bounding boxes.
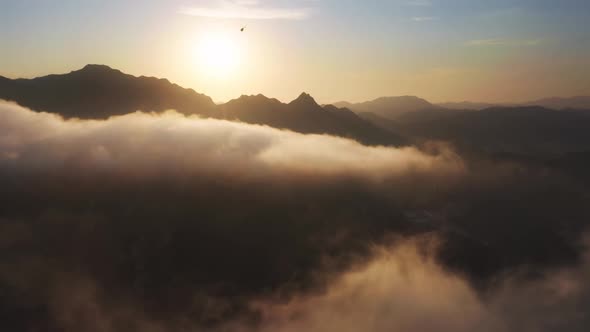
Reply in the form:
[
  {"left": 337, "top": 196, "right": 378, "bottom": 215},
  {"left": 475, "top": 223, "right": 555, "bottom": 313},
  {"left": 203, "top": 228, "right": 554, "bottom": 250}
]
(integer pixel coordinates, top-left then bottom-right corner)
[
  {"left": 234, "top": 0, "right": 260, "bottom": 5},
  {"left": 180, "top": 0, "right": 313, "bottom": 20},
  {"left": 467, "top": 38, "right": 542, "bottom": 47},
  {"left": 412, "top": 16, "right": 437, "bottom": 22},
  {"left": 407, "top": 0, "right": 432, "bottom": 6}
]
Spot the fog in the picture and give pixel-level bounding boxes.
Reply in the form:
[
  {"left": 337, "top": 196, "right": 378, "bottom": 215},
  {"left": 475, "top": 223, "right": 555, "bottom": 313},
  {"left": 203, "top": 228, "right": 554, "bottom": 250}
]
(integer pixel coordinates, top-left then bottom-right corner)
[
  {"left": 1, "top": 100, "right": 589, "bottom": 331},
  {"left": 0, "top": 100, "right": 462, "bottom": 178},
  {"left": 239, "top": 237, "right": 590, "bottom": 332}
]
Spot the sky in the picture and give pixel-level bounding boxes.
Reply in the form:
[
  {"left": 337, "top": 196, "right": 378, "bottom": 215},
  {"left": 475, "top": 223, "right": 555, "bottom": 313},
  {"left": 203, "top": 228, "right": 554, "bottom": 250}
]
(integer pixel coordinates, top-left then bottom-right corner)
[{"left": 1, "top": 0, "right": 590, "bottom": 103}]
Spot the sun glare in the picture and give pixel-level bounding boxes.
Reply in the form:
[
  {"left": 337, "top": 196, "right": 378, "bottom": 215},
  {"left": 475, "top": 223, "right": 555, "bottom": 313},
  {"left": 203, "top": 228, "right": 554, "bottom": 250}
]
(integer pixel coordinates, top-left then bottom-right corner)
[{"left": 196, "top": 32, "right": 241, "bottom": 78}]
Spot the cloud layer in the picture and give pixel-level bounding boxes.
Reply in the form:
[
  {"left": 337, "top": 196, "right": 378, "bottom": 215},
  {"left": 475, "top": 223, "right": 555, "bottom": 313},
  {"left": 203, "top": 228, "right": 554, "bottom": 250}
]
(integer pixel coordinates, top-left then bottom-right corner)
[
  {"left": 234, "top": 238, "right": 590, "bottom": 332},
  {"left": 1, "top": 100, "right": 589, "bottom": 331}
]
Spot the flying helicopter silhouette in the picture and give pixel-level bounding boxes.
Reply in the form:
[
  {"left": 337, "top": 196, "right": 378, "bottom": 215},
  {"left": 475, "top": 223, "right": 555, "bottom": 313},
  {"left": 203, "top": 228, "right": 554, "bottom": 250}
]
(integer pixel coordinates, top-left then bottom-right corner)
[{"left": 240, "top": 25, "right": 247, "bottom": 32}]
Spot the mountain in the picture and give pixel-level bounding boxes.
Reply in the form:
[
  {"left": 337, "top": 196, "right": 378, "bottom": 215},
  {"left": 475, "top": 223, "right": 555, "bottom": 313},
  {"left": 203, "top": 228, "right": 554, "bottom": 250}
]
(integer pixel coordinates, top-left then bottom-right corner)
[
  {"left": 0, "top": 65, "right": 217, "bottom": 119},
  {"left": 349, "top": 95, "right": 590, "bottom": 154},
  {"left": 6, "top": 65, "right": 588, "bottom": 152},
  {"left": 332, "top": 96, "right": 437, "bottom": 120},
  {"left": 391, "top": 106, "right": 590, "bottom": 155},
  {"left": 0, "top": 65, "right": 406, "bottom": 146},
  {"left": 219, "top": 93, "right": 407, "bottom": 146},
  {"left": 524, "top": 96, "right": 590, "bottom": 110},
  {"left": 436, "top": 101, "right": 497, "bottom": 110},
  {"left": 436, "top": 96, "right": 590, "bottom": 111}
]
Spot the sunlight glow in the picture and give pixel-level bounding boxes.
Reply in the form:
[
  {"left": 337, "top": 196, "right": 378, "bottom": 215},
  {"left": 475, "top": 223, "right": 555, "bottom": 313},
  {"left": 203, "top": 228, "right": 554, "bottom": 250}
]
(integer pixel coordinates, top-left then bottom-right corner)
[{"left": 195, "top": 32, "right": 241, "bottom": 78}]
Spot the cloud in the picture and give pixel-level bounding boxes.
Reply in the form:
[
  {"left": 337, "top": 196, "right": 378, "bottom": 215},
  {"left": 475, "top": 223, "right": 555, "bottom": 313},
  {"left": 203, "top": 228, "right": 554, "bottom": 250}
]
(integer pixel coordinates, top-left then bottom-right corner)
[
  {"left": 407, "top": 0, "right": 432, "bottom": 6},
  {"left": 0, "top": 101, "right": 461, "bottom": 179},
  {"left": 233, "top": 237, "right": 590, "bottom": 332},
  {"left": 180, "top": 0, "right": 313, "bottom": 20},
  {"left": 1, "top": 100, "right": 589, "bottom": 331},
  {"left": 245, "top": 239, "right": 498, "bottom": 332},
  {"left": 44, "top": 237, "right": 590, "bottom": 332},
  {"left": 466, "top": 38, "right": 543, "bottom": 47},
  {"left": 412, "top": 16, "right": 437, "bottom": 21}
]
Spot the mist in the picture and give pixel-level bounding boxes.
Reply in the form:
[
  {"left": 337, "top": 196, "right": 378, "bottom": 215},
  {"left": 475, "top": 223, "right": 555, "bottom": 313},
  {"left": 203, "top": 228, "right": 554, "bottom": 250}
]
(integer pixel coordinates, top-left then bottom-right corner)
[
  {"left": 231, "top": 238, "right": 590, "bottom": 332},
  {"left": 1, "top": 100, "right": 589, "bottom": 331}
]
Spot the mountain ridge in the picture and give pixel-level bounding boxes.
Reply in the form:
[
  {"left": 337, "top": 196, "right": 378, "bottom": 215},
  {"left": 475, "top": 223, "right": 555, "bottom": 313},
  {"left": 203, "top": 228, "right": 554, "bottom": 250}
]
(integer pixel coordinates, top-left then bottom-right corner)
[
  {"left": 336, "top": 95, "right": 590, "bottom": 112},
  {"left": 0, "top": 64, "right": 217, "bottom": 119},
  {"left": 0, "top": 65, "right": 406, "bottom": 147},
  {"left": 332, "top": 96, "right": 438, "bottom": 120},
  {"left": 3, "top": 64, "right": 589, "bottom": 151}
]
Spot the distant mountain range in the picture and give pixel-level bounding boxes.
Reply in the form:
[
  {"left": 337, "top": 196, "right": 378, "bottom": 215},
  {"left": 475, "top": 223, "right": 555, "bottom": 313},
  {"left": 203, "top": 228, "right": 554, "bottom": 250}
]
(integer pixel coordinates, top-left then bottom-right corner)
[
  {"left": 0, "top": 65, "right": 405, "bottom": 147},
  {"left": 335, "top": 96, "right": 590, "bottom": 115},
  {"left": 437, "top": 97, "right": 590, "bottom": 111},
  {"left": 218, "top": 93, "right": 402, "bottom": 145},
  {"left": 333, "top": 96, "right": 438, "bottom": 120},
  {"left": 524, "top": 96, "right": 590, "bottom": 110},
  {"left": 2, "top": 65, "right": 590, "bottom": 155},
  {"left": 436, "top": 101, "right": 497, "bottom": 111},
  {"left": 360, "top": 106, "right": 590, "bottom": 155},
  {"left": 332, "top": 96, "right": 590, "bottom": 155}
]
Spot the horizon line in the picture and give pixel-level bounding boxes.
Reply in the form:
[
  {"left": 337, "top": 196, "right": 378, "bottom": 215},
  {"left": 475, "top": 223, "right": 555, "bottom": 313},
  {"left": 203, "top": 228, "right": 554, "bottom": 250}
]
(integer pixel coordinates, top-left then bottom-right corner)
[{"left": 2, "top": 64, "right": 589, "bottom": 106}]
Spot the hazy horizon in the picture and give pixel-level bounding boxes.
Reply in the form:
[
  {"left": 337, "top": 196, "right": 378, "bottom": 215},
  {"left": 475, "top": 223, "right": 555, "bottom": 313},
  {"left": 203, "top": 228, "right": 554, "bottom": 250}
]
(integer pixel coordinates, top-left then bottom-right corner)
[{"left": 3, "top": 63, "right": 589, "bottom": 106}]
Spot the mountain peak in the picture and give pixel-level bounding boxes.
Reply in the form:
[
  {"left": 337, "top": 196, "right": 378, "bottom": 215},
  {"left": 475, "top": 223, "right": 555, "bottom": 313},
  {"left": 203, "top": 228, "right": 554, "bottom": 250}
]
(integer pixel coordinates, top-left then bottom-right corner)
[
  {"left": 237, "top": 93, "right": 270, "bottom": 101},
  {"left": 290, "top": 92, "right": 319, "bottom": 107},
  {"left": 82, "top": 64, "right": 113, "bottom": 70},
  {"left": 335, "top": 95, "right": 436, "bottom": 120},
  {"left": 0, "top": 64, "right": 216, "bottom": 119},
  {"left": 76, "top": 64, "right": 120, "bottom": 75}
]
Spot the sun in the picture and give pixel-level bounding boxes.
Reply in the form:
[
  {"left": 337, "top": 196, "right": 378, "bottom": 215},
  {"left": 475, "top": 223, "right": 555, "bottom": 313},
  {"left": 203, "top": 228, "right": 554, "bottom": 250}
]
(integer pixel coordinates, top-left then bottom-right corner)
[{"left": 195, "top": 32, "right": 241, "bottom": 78}]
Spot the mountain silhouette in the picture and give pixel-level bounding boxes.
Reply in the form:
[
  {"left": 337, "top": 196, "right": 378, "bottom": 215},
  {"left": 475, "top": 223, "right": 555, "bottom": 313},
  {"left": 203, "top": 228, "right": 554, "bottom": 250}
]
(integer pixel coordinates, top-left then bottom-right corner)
[
  {"left": 363, "top": 106, "right": 590, "bottom": 155},
  {"left": 0, "top": 65, "right": 406, "bottom": 146},
  {"left": 525, "top": 96, "right": 590, "bottom": 110},
  {"left": 220, "top": 93, "right": 406, "bottom": 146},
  {"left": 436, "top": 96, "right": 590, "bottom": 111},
  {"left": 4, "top": 65, "right": 589, "bottom": 152},
  {"left": 0, "top": 65, "right": 217, "bottom": 119},
  {"left": 289, "top": 92, "right": 321, "bottom": 110},
  {"left": 333, "top": 96, "right": 438, "bottom": 120},
  {"left": 436, "top": 101, "right": 497, "bottom": 110},
  {"left": 335, "top": 94, "right": 590, "bottom": 155}
]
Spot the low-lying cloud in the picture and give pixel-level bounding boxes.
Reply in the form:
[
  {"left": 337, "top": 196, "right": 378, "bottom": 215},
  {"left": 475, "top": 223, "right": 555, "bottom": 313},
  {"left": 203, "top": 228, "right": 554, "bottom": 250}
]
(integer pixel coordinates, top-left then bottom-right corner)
[
  {"left": 0, "top": 100, "right": 462, "bottom": 178},
  {"left": 1, "top": 100, "right": 589, "bottom": 331},
  {"left": 38, "top": 239, "right": 590, "bottom": 332},
  {"left": 235, "top": 238, "right": 590, "bottom": 332}
]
